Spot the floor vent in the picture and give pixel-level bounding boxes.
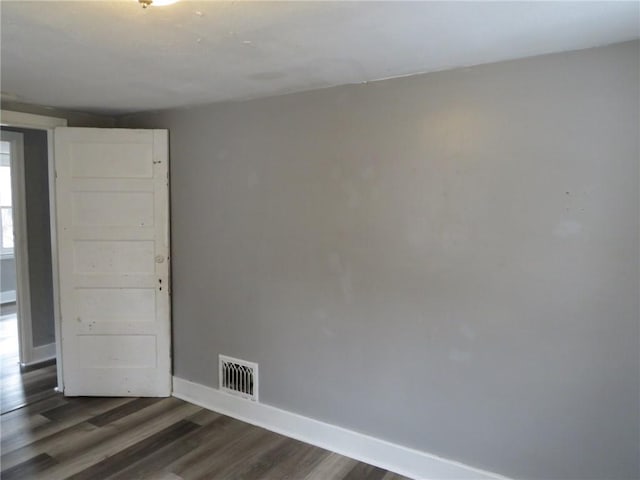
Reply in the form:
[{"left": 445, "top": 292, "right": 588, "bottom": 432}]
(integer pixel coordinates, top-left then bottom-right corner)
[{"left": 219, "top": 355, "right": 258, "bottom": 401}]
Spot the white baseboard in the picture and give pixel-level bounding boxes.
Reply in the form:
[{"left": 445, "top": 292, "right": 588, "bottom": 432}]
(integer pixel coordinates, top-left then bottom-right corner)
[
  {"left": 22, "top": 342, "right": 56, "bottom": 367},
  {"left": 0, "top": 290, "right": 16, "bottom": 304},
  {"left": 172, "top": 376, "right": 508, "bottom": 480}
]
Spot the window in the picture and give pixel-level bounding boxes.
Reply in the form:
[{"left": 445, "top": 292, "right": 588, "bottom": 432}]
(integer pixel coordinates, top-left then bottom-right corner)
[{"left": 0, "top": 141, "right": 13, "bottom": 256}]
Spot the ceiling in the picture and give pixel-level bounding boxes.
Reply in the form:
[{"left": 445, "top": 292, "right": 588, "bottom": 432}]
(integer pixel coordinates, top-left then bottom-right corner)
[{"left": 1, "top": 1, "right": 638, "bottom": 115}]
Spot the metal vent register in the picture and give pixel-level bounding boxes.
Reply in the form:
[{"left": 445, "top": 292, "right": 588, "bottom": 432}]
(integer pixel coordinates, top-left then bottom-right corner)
[{"left": 219, "top": 355, "right": 258, "bottom": 401}]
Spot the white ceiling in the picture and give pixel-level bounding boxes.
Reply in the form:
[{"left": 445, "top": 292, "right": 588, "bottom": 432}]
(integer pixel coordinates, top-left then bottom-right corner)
[{"left": 1, "top": 1, "right": 638, "bottom": 115}]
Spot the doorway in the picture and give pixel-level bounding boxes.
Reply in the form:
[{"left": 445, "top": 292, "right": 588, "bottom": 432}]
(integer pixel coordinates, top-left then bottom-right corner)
[
  {"left": 0, "top": 136, "right": 26, "bottom": 412},
  {"left": 0, "top": 123, "right": 60, "bottom": 412}
]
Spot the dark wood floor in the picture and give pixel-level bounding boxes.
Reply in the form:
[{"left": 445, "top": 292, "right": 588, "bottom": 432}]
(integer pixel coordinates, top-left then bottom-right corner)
[
  {"left": 1, "top": 303, "right": 58, "bottom": 414},
  {"left": 0, "top": 304, "right": 411, "bottom": 480}
]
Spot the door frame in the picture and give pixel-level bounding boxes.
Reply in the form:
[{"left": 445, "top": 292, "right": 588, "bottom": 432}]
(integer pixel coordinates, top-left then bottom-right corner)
[
  {"left": 1, "top": 110, "right": 67, "bottom": 391},
  {"left": 1, "top": 129, "right": 30, "bottom": 366}
]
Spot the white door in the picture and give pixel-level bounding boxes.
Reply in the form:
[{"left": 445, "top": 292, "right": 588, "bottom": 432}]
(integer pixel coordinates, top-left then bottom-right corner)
[{"left": 54, "top": 128, "right": 171, "bottom": 396}]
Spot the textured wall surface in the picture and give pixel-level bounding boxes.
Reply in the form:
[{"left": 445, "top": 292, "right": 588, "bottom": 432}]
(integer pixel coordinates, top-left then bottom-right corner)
[{"left": 120, "top": 41, "right": 640, "bottom": 479}]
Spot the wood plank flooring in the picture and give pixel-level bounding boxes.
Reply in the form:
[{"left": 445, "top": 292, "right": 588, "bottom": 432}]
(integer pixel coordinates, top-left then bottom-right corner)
[
  {"left": 1, "top": 306, "right": 412, "bottom": 479},
  {"left": 1, "top": 304, "right": 58, "bottom": 414},
  {"left": 1, "top": 395, "right": 411, "bottom": 480}
]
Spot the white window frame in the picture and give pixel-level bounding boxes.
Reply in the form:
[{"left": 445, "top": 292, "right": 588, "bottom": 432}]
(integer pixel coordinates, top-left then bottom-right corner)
[
  {"left": 0, "top": 209, "right": 14, "bottom": 258},
  {"left": 0, "top": 141, "right": 14, "bottom": 257}
]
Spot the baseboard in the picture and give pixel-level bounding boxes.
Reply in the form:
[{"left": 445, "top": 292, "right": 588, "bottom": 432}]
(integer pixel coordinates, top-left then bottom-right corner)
[
  {"left": 0, "top": 290, "right": 16, "bottom": 304},
  {"left": 21, "top": 342, "right": 56, "bottom": 367},
  {"left": 172, "top": 376, "right": 509, "bottom": 480}
]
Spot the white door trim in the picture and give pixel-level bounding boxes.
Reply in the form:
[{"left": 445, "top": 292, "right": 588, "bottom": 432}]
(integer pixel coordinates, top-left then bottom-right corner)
[
  {"left": 1, "top": 109, "right": 67, "bottom": 388},
  {"left": 2, "top": 130, "right": 31, "bottom": 366},
  {"left": 1, "top": 110, "right": 68, "bottom": 130}
]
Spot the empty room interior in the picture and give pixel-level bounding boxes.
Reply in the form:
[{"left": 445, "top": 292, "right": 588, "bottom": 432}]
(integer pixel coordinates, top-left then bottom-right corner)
[{"left": 0, "top": 1, "right": 638, "bottom": 479}]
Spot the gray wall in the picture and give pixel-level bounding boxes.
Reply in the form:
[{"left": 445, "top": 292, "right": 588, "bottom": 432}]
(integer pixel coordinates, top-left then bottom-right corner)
[
  {"left": 2, "top": 127, "right": 55, "bottom": 347},
  {"left": 1, "top": 256, "right": 16, "bottom": 296},
  {"left": 120, "top": 41, "right": 640, "bottom": 480}
]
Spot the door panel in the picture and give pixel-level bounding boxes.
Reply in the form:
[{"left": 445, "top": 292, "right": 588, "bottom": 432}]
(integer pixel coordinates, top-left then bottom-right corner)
[
  {"left": 72, "top": 191, "right": 155, "bottom": 226},
  {"left": 74, "top": 288, "right": 156, "bottom": 321},
  {"left": 55, "top": 128, "right": 170, "bottom": 397},
  {"left": 73, "top": 240, "right": 156, "bottom": 274}
]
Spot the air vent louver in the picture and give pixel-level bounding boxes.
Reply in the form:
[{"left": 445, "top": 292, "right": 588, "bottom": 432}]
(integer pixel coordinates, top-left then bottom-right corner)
[{"left": 219, "top": 355, "right": 258, "bottom": 401}]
